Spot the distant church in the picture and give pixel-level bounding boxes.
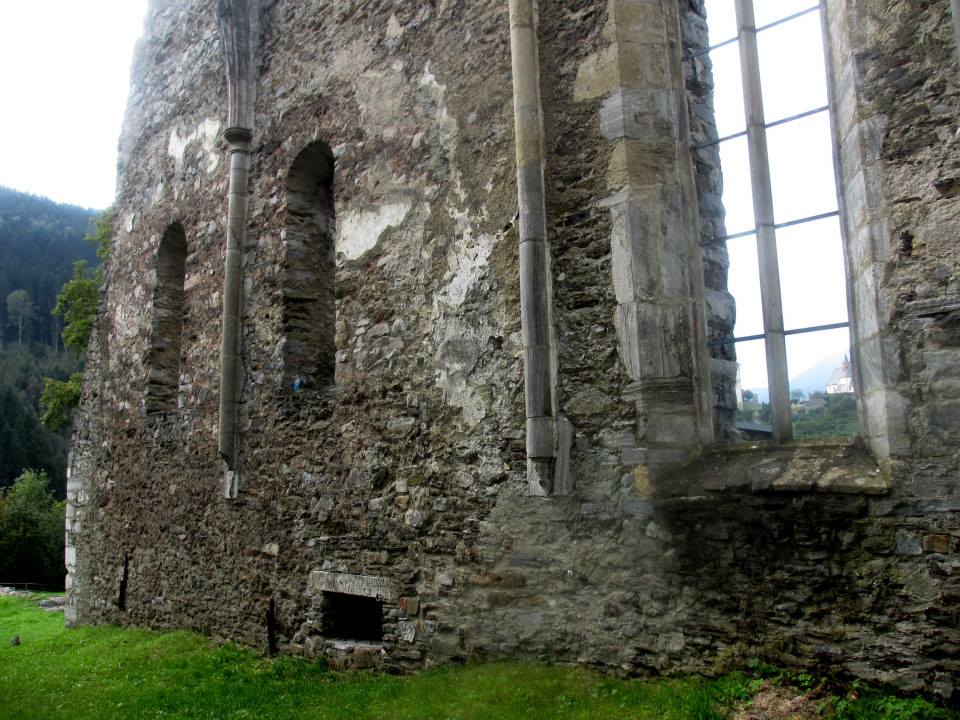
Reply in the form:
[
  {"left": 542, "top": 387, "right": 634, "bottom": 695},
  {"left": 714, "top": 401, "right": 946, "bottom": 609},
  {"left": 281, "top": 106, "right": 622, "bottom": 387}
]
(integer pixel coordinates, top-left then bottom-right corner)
[{"left": 826, "top": 357, "right": 854, "bottom": 395}]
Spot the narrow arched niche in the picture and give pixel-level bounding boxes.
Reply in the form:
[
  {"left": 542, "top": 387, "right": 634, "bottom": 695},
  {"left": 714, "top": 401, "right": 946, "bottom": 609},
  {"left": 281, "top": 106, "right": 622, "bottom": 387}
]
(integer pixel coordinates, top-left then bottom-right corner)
[
  {"left": 282, "top": 140, "right": 336, "bottom": 390},
  {"left": 145, "top": 223, "right": 187, "bottom": 413}
]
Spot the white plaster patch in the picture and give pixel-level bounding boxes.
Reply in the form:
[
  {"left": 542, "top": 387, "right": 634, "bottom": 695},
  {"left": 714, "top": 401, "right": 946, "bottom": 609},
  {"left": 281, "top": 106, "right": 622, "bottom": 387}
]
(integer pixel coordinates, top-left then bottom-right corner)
[
  {"left": 354, "top": 66, "right": 407, "bottom": 137},
  {"left": 336, "top": 201, "right": 412, "bottom": 260},
  {"left": 113, "top": 302, "right": 138, "bottom": 340},
  {"left": 419, "top": 62, "right": 458, "bottom": 152},
  {"left": 386, "top": 13, "right": 403, "bottom": 39},
  {"left": 434, "top": 328, "right": 487, "bottom": 426},
  {"left": 416, "top": 64, "right": 491, "bottom": 310},
  {"left": 437, "top": 227, "right": 493, "bottom": 308},
  {"left": 331, "top": 38, "right": 375, "bottom": 82},
  {"left": 434, "top": 175, "right": 493, "bottom": 309},
  {"left": 167, "top": 118, "right": 221, "bottom": 173}
]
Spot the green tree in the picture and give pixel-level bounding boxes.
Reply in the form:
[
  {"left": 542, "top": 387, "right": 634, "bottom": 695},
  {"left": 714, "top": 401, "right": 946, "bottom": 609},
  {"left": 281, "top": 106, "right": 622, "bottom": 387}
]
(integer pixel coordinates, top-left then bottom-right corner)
[
  {"left": 0, "top": 469, "right": 65, "bottom": 588},
  {"left": 41, "top": 209, "right": 112, "bottom": 430},
  {"left": 793, "top": 394, "right": 859, "bottom": 438},
  {"left": 0, "top": 385, "right": 64, "bottom": 490},
  {"left": 87, "top": 208, "right": 113, "bottom": 263},
  {"left": 51, "top": 261, "right": 98, "bottom": 357},
  {"left": 0, "top": 186, "right": 99, "bottom": 349},
  {"left": 6, "top": 289, "right": 33, "bottom": 345},
  {"left": 40, "top": 372, "right": 84, "bottom": 430}
]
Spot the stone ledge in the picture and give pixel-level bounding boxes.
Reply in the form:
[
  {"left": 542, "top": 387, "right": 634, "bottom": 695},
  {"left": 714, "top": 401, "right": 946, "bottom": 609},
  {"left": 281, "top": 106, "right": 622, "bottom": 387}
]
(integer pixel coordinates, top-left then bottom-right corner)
[{"left": 648, "top": 439, "right": 890, "bottom": 498}]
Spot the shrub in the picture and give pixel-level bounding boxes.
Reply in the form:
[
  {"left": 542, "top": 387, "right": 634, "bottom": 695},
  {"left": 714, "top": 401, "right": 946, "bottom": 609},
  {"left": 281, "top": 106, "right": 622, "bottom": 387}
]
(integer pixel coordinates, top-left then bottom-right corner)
[{"left": 0, "top": 469, "right": 65, "bottom": 589}]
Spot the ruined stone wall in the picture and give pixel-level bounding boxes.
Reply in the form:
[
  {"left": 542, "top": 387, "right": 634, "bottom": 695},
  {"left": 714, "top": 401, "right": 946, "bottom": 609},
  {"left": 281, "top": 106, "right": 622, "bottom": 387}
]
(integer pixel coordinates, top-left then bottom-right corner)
[{"left": 67, "top": 0, "right": 958, "bottom": 700}]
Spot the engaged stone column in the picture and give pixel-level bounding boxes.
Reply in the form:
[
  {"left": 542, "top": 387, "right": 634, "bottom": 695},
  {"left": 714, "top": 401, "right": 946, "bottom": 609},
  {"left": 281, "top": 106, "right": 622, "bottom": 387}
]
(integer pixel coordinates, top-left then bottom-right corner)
[
  {"left": 509, "top": 0, "right": 572, "bottom": 496},
  {"left": 576, "top": 0, "right": 713, "bottom": 482},
  {"left": 216, "top": 0, "right": 261, "bottom": 496}
]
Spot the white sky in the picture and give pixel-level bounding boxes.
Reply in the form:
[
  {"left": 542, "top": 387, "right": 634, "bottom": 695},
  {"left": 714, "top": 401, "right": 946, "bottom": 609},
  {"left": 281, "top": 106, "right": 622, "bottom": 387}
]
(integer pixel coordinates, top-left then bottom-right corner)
[
  {"left": 704, "top": 1, "right": 852, "bottom": 393},
  {"left": 0, "top": 1, "right": 148, "bottom": 210}
]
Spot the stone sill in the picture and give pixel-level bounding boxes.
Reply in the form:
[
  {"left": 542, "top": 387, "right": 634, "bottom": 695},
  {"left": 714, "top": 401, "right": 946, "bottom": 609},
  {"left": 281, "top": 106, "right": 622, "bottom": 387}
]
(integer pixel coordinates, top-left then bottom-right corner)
[
  {"left": 326, "top": 639, "right": 386, "bottom": 652},
  {"left": 656, "top": 438, "right": 889, "bottom": 497}
]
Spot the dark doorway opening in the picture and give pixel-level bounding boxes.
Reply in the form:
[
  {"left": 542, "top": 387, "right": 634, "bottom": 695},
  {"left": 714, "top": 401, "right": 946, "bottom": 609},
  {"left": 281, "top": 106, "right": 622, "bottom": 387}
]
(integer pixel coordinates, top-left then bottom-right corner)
[
  {"left": 321, "top": 591, "right": 383, "bottom": 641},
  {"left": 266, "top": 598, "right": 278, "bottom": 656},
  {"left": 117, "top": 552, "right": 129, "bottom": 611}
]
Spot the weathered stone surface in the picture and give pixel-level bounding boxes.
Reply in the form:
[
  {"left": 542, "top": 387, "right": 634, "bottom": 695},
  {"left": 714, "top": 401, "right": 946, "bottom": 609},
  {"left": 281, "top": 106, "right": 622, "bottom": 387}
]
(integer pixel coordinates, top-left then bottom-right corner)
[
  {"left": 308, "top": 572, "right": 396, "bottom": 603},
  {"left": 64, "top": 0, "right": 960, "bottom": 699}
]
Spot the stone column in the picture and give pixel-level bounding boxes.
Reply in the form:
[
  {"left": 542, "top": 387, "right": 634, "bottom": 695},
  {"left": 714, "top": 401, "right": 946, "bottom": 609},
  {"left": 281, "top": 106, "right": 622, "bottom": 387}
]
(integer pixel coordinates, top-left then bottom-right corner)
[
  {"left": 952, "top": 0, "right": 960, "bottom": 69},
  {"left": 578, "top": 0, "right": 713, "bottom": 482},
  {"left": 508, "top": 0, "right": 572, "bottom": 496},
  {"left": 735, "top": 0, "right": 792, "bottom": 443},
  {"left": 216, "top": 0, "right": 260, "bottom": 496},
  {"left": 219, "top": 127, "right": 251, "bottom": 497}
]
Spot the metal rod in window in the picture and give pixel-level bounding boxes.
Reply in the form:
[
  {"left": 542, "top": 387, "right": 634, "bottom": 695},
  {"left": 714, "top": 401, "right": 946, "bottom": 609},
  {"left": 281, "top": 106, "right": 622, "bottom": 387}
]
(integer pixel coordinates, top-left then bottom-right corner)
[
  {"left": 715, "top": 210, "right": 839, "bottom": 242},
  {"left": 708, "top": 321, "right": 850, "bottom": 348},
  {"left": 694, "top": 106, "right": 830, "bottom": 151},
  {"left": 735, "top": 0, "right": 793, "bottom": 443},
  {"left": 687, "top": 5, "right": 819, "bottom": 60}
]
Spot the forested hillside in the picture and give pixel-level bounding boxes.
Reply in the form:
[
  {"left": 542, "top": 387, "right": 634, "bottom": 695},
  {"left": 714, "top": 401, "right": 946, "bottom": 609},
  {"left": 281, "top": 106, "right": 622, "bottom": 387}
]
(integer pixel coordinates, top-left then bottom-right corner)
[
  {"left": 0, "top": 186, "right": 102, "bottom": 496},
  {"left": 0, "top": 186, "right": 99, "bottom": 350}
]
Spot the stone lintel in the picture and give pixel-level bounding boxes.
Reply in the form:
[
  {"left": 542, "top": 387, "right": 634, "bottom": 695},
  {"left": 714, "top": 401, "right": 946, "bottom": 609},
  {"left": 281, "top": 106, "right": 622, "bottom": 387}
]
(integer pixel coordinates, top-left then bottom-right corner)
[{"left": 308, "top": 571, "right": 396, "bottom": 603}]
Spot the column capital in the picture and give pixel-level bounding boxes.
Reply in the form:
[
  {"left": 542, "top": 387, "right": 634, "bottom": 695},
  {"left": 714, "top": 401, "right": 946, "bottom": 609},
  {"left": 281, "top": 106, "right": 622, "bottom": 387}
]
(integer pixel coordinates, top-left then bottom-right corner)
[{"left": 224, "top": 126, "right": 253, "bottom": 150}]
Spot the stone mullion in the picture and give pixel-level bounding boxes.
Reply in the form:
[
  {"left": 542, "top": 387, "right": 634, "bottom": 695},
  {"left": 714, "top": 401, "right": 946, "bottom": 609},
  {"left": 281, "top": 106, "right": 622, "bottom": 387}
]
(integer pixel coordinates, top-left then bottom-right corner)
[{"left": 735, "top": 0, "right": 793, "bottom": 443}]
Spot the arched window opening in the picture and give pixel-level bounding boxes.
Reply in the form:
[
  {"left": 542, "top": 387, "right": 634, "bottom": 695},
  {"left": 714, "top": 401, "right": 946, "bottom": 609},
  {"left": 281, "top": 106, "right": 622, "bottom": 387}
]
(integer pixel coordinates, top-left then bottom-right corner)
[
  {"left": 146, "top": 223, "right": 187, "bottom": 414},
  {"left": 283, "top": 140, "right": 335, "bottom": 391}
]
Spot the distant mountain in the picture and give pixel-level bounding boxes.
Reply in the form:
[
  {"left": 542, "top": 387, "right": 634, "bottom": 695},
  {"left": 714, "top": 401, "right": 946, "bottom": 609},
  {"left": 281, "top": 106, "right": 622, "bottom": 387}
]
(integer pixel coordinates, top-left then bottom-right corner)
[
  {"left": 747, "top": 352, "right": 847, "bottom": 404},
  {"left": 790, "top": 352, "right": 847, "bottom": 396},
  {"left": 0, "top": 186, "right": 101, "bottom": 349}
]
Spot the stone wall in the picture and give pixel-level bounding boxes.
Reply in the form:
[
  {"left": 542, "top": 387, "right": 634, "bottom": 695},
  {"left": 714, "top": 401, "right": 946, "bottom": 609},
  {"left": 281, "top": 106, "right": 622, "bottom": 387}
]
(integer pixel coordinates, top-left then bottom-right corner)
[{"left": 66, "top": 0, "right": 959, "bottom": 700}]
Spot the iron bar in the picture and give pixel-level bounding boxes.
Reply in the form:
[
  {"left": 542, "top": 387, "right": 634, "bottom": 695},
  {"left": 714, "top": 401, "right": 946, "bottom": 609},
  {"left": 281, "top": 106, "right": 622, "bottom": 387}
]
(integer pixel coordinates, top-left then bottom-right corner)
[
  {"left": 687, "top": 5, "right": 820, "bottom": 61},
  {"left": 694, "top": 106, "right": 829, "bottom": 151},
  {"left": 709, "top": 321, "right": 850, "bottom": 347}
]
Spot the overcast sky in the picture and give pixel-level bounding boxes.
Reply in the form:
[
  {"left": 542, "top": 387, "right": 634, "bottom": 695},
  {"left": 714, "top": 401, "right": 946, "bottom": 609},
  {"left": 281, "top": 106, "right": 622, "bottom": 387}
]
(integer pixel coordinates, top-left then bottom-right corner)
[
  {"left": 0, "top": 1, "right": 147, "bottom": 210},
  {"left": 703, "top": 0, "right": 851, "bottom": 393}
]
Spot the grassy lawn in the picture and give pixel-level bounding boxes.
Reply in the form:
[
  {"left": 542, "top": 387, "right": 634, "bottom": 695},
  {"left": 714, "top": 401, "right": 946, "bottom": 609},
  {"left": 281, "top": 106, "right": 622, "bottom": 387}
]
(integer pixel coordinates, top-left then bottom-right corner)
[{"left": 0, "top": 595, "right": 953, "bottom": 720}]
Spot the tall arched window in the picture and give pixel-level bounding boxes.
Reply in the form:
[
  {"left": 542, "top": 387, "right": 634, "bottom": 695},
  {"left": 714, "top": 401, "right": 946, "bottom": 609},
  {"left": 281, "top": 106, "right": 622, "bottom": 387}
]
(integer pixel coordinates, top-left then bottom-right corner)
[
  {"left": 282, "top": 140, "right": 336, "bottom": 390},
  {"left": 146, "top": 223, "right": 187, "bottom": 413}
]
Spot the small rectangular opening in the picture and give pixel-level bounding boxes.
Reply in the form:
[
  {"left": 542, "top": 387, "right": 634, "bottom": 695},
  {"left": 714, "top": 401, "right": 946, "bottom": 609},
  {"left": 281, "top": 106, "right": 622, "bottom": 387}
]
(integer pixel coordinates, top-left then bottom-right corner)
[{"left": 322, "top": 591, "right": 383, "bottom": 641}]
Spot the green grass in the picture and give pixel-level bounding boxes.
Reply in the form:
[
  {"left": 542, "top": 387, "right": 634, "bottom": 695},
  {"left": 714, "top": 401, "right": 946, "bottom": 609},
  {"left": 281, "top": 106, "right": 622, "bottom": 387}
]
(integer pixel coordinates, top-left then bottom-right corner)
[
  {"left": 828, "top": 686, "right": 954, "bottom": 720},
  {"left": 0, "top": 596, "right": 953, "bottom": 720}
]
